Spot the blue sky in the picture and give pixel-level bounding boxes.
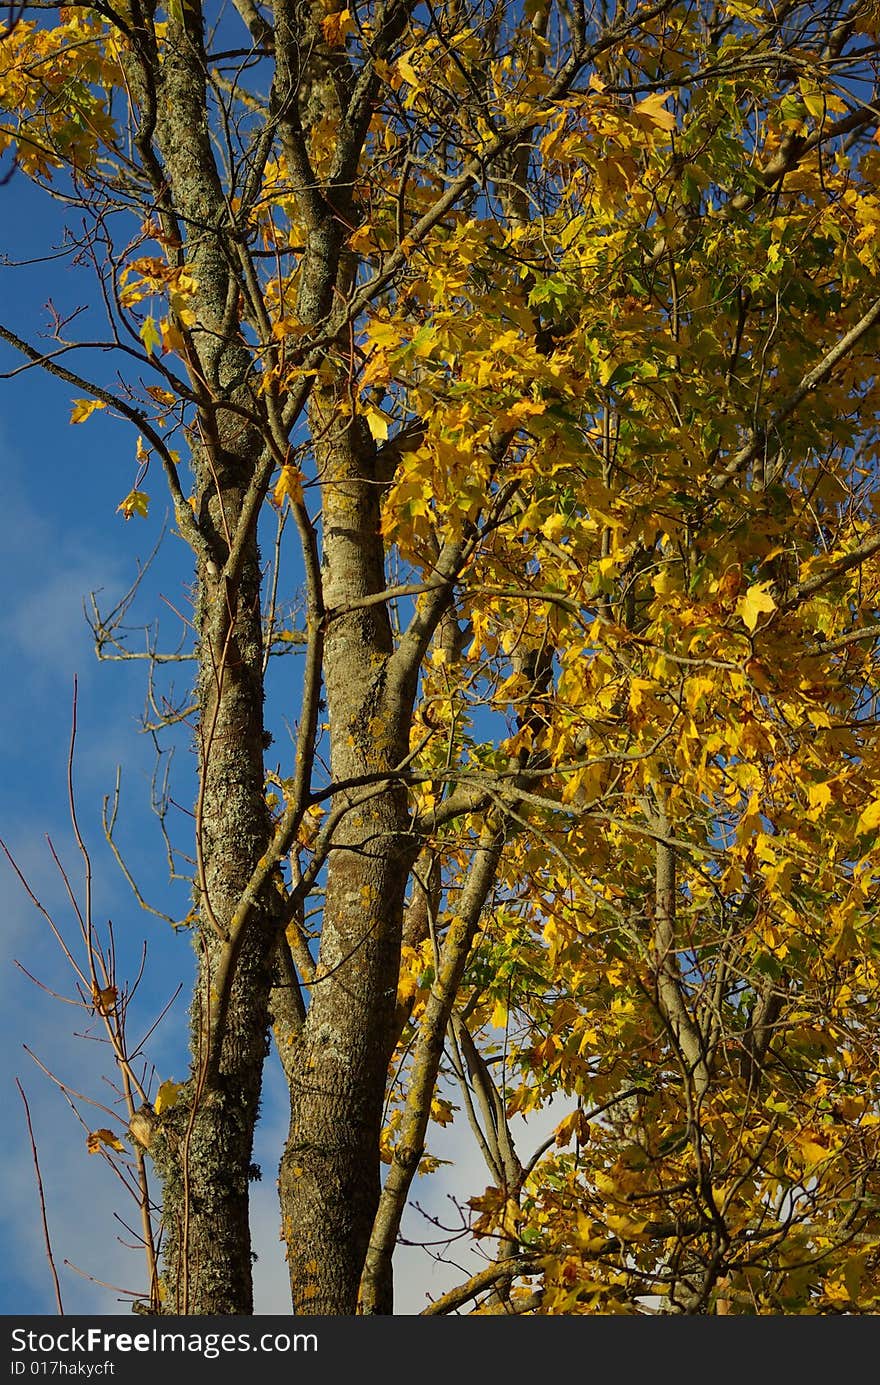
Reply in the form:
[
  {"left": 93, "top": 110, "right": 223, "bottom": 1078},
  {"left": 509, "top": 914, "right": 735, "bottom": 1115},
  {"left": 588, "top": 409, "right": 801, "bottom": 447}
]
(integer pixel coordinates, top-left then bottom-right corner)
[{"left": 0, "top": 168, "right": 269, "bottom": 1312}]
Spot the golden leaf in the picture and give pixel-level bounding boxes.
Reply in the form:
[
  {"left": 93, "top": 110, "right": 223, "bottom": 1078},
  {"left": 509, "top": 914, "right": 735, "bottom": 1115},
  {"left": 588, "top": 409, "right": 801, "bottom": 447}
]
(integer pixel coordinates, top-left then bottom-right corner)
[
  {"left": 140, "top": 315, "right": 161, "bottom": 357},
  {"left": 160, "top": 317, "right": 186, "bottom": 355},
  {"left": 364, "top": 406, "right": 390, "bottom": 441},
  {"left": 856, "top": 797, "right": 880, "bottom": 835},
  {"left": 348, "top": 224, "right": 376, "bottom": 253},
  {"left": 272, "top": 464, "right": 305, "bottom": 508},
  {"left": 117, "top": 490, "right": 150, "bottom": 521},
  {"left": 806, "top": 780, "right": 833, "bottom": 820},
  {"left": 70, "top": 399, "right": 107, "bottom": 424},
  {"left": 320, "top": 8, "right": 352, "bottom": 45},
  {"left": 797, "top": 1135, "right": 831, "bottom": 1167},
  {"left": 154, "top": 1079, "right": 184, "bottom": 1115},
  {"left": 490, "top": 997, "right": 509, "bottom": 1030},
  {"left": 633, "top": 91, "right": 677, "bottom": 131},
  {"left": 737, "top": 581, "right": 777, "bottom": 632},
  {"left": 542, "top": 513, "right": 567, "bottom": 542},
  {"left": 397, "top": 52, "right": 419, "bottom": 87},
  {"left": 87, "top": 1128, "right": 125, "bottom": 1155}
]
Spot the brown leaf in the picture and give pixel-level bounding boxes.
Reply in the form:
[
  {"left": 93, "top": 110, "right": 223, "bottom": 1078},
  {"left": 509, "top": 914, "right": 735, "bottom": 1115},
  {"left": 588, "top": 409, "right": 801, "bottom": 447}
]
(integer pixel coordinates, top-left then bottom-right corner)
[{"left": 92, "top": 985, "right": 118, "bottom": 1015}]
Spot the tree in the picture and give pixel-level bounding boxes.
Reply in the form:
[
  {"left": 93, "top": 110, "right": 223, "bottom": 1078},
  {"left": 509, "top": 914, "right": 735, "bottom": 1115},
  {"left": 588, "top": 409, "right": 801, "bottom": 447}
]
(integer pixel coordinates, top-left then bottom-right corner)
[{"left": 3, "top": 0, "right": 880, "bottom": 1316}]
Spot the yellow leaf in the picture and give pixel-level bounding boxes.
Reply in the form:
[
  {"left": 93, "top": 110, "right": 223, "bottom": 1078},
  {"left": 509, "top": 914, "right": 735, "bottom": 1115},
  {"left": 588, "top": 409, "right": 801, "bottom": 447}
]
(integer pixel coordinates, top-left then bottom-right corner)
[
  {"left": 806, "top": 779, "right": 833, "bottom": 820},
  {"left": 686, "top": 676, "right": 714, "bottom": 713},
  {"left": 117, "top": 490, "right": 150, "bottom": 520},
  {"left": 800, "top": 86, "right": 826, "bottom": 120},
  {"left": 797, "top": 1135, "right": 830, "bottom": 1167},
  {"left": 856, "top": 797, "right": 880, "bottom": 835},
  {"left": 320, "top": 7, "right": 352, "bottom": 45},
  {"left": 70, "top": 398, "right": 107, "bottom": 424},
  {"left": 542, "top": 513, "right": 567, "bottom": 542},
  {"left": 397, "top": 970, "right": 418, "bottom": 1005},
  {"left": 629, "top": 677, "right": 655, "bottom": 712},
  {"left": 364, "top": 406, "right": 390, "bottom": 441},
  {"left": 604, "top": 1212, "right": 651, "bottom": 1240},
  {"left": 430, "top": 1097, "right": 455, "bottom": 1126},
  {"left": 87, "top": 1128, "right": 125, "bottom": 1154},
  {"left": 843, "top": 1253, "right": 867, "bottom": 1301},
  {"left": 140, "top": 315, "right": 161, "bottom": 357},
  {"left": 490, "top": 997, "right": 509, "bottom": 1030},
  {"left": 397, "top": 52, "right": 419, "bottom": 86},
  {"left": 272, "top": 464, "right": 304, "bottom": 508},
  {"left": 737, "top": 581, "right": 776, "bottom": 632},
  {"left": 365, "top": 319, "right": 401, "bottom": 349},
  {"left": 160, "top": 317, "right": 186, "bottom": 355},
  {"left": 798, "top": 79, "right": 844, "bottom": 119},
  {"left": 633, "top": 91, "right": 677, "bottom": 132},
  {"left": 553, "top": 1110, "right": 590, "bottom": 1147},
  {"left": 271, "top": 316, "right": 307, "bottom": 341},
  {"left": 349, "top": 223, "right": 376, "bottom": 253},
  {"left": 500, "top": 1197, "right": 520, "bottom": 1238},
  {"left": 154, "top": 1079, "right": 184, "bottom": 1115}
]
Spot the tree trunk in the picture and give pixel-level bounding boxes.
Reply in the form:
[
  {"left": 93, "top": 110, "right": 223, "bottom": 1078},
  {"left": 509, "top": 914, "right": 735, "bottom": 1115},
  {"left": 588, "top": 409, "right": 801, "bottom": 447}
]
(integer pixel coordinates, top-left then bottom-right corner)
[
  {"left": 278, "top": 385, "right": 415, "bottom": 1314},
  {"left": 127, "top": 1, "right": 279, "bottom": 1314}
]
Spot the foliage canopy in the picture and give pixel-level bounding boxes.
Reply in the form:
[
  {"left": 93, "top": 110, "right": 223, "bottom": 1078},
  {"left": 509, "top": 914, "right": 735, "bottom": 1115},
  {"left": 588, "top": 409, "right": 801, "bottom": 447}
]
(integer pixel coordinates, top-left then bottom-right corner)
[{"left": 4, "top": 0, "right": 880, "bottom": 1315}]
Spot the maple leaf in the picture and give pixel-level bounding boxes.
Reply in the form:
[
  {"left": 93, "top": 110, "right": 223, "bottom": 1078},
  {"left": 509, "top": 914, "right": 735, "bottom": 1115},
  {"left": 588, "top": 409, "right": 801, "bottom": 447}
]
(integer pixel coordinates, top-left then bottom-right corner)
[
  {"left": 397, "top": 52, "right": 420, "bottom": 87},
  {"left": 320, "top": 8, "right": 352, "bottom": 45},
  {"left": 145, "top": 386, "right": 175, "bottom": 406},
  {"left": 70, "top": 398, "right": 107, "bottom": 424},
  {"left": 633, "top": 91, "right": 677, "bottom": 132},
  {"left": 139, "top": 316, "right": 161, "bottom": 357},
  {"left": 87, "top": 1128, "right": 125, "bottom": 1154},
  {"left": 737, "top": 581, "right": 777, "bottom": 631},
  {"left": 272, "top": 464, "right": 304, "bottom": 508},
  {"left": 490, "top": 997, "right": 509, "bottom": 1030},
  {"left": 154, "top": 1079, "right": 184, "bottom": 1115},
  {"left": 364, "top": 406, "right": 390, "bottom": 441},
  {"left": 797, "top": 1134, "right": 832, "bottom": 1168},
  {"left": 429, "top": 1096, "right": 455, "bottom": 1126},
  {"left": 117, "top": 490, "right": 150, "bottom": 520},
  {"left": 543, "top": 513, "right": 567, "bottom": 542},
  {"left": 160, "top": 317, "right": 186, "bottom": 355}
]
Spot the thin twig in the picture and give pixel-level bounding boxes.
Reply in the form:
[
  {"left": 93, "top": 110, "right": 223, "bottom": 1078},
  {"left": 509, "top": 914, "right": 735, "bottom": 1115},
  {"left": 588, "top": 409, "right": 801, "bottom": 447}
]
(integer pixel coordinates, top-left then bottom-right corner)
[{"left": 17, "top": 1080, "right": 64, "bottom": 1315}]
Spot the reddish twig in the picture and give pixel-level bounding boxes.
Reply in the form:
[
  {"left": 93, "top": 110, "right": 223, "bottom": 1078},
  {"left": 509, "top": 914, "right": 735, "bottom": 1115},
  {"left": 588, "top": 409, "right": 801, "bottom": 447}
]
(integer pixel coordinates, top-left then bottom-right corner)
[{"left": 17, "top": 1080, "right": 64, "bottom": 1315}]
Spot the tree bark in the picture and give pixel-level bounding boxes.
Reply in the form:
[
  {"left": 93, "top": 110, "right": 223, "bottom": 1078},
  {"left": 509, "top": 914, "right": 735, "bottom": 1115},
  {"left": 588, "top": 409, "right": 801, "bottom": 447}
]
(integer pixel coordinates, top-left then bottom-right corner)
[
  {"left": 127, "top": 0, "right": 280, "bottom": 1314},
  {"left": 278, "top": 382, "right": 416, "bottom": 1313}
]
